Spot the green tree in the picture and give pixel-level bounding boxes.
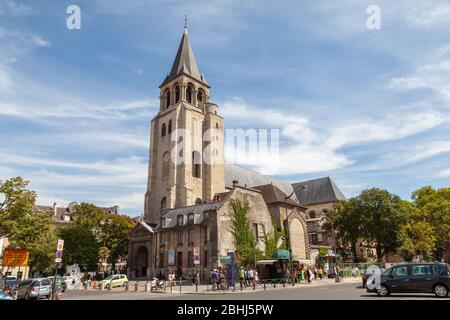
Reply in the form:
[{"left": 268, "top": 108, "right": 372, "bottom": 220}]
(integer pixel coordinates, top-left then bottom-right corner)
[
  {"left": 261, "top": 218, "right": 286, "bottom": 259},
  {"left": 101, "top": 214, "right": 134, "bottom": 269},
  {"left": 0, "top": 177, "right": 56, "bottom": 275},
  {"left": 0, "top": 177, "right": 37, "bottom": 238},
  {"left": 59, "top": 225, "right": 100, "bottom": 271},
  {"left": 71, "top": 202, "right": 107, "bottom": 236},
  {"left": 229, "top": 199, "right": 260, "bottom": 266},
  {"left": 357, "top": 188, "right": 408, "bottom": 261},
  {"left": 325, "top": 199, "right": 363, "bottom": 262},
  {"left": 412, "top": 186, "right": 450, "bottom": 260}
]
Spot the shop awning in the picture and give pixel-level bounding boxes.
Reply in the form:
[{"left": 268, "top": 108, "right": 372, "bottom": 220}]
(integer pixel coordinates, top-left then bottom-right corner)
[
  {"left": 271, "top": 249, "right": 291, "bottom": 260},
  {"left": 256, "top": 259, "right": 277, "bottom": 265}
]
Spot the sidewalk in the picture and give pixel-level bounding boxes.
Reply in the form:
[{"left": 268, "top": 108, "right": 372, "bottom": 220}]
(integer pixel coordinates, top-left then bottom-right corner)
[{"left": 64, "top": 277, "right": 362, "bottom": 299}]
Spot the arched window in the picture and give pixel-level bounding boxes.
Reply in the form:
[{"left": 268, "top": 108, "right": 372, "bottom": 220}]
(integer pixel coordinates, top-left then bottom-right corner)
[
  {"left": 168, "top": 120, "right": 172, "bottom": 134},
  {"left": 195, "top": 198, "right": 202, "bottom": 205},
  {"left": 197, "top": 89, "right": 204, "bottom": 103},
  {"left": 164, "top": 89, "right": 170, "bottom": 109},
  {"left": 192, "top": 150, "right": 201, "bottom": 178},
  {"left": 162, "top": 152, "right": 170, "bottom": 177},
  {"left": 175, "top": 85, "right": 180, "bottom": 103},
  {"left": 161, "top": 123, "right": 166, "bottom": 137},
  {"left": 308, "top": 210, "right": 316, "bottom": 219},
  {"left": 160, "top": 197, "right": 167, "bottom": 213},
  {"left": 186, "top": 84, "right": 194, "bottom": 103}
]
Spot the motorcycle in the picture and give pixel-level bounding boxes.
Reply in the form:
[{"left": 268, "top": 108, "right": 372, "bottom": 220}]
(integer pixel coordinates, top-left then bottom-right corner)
[{"left": 151, "top": 277, "right": 165, "bottom": 290}]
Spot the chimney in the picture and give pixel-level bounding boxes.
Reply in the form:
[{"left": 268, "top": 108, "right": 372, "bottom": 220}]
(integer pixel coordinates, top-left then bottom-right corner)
[
  {"left": 232, "top": 180, "right": 239, "bottom": 187},
  {"left": 52, "top": 202, "right": 57, "bottom": 216}
]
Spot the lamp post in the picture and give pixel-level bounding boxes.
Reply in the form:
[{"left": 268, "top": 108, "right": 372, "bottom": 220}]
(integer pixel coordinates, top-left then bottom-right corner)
[{"left": 284, "top": 191, "right": 295, "bottom": 285}]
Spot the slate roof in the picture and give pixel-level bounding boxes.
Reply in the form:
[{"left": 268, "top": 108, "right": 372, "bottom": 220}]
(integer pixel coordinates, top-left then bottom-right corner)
[
  {"left": 253, "top": 184, "right": 305, "bottom": 208},
  {"left": 292, "top": 177, "right": 346, "bottom": 206},
  {"left": 224, "top": 163, "right": 298, "bottom": 202},
  {"left": 33, "top": 205, "right": 70, "bottom": 223},
  {"left": 160, "top": 30, "right": 208, "bottom": 87},
  {"left": 161, "top": 201, "right": 223, "bottom": 228}
]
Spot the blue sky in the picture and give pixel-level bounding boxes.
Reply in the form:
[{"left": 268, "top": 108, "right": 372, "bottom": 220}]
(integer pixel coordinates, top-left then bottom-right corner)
[{"left": 1, "top": 0, "right": 450, "bottom": 215}]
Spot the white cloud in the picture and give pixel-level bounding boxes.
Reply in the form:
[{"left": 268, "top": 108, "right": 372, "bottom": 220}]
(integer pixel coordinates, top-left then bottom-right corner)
[
  {"left": 221, "top": 97, "right": 449, "bottom": 176},
  {"left": 0, "top": 1, "right": 33, "bottom": 16},
  {"left": 31, "top": 35, "right": 50, "bottom": 47},
  {"left": 438, "top": 168, "right": 450, "bottom": 177}
]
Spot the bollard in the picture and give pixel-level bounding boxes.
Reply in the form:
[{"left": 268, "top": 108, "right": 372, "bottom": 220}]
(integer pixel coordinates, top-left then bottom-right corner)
[
  {"left": 135, "top": 282, "right": 139, "bottom": 292},
  {"left": 179, "top": 277, "right": 182, "bottom": 294},
  {"left": 145, "top": 281, "right": 150, "bottom": 292},
  {"left": 283, "top": 281, "right": 286, "bottom": 288},
  {"left": 263, "top": 282, "right": 266, "bottom": 290},
  {"left": 100, "top": 282, "right": 104, "bottom": 290},
  {"left": 253, "top": 280, "right": 256, "bottom": 290},
  {"left": 274, "top": 282, "right": 276, "bottom": 288},
  {"left": 125, "top": 282, "right": 129, "bottom": 291},
  {"left": 107, "top": 283, "right": 112, "bottom": 291}
]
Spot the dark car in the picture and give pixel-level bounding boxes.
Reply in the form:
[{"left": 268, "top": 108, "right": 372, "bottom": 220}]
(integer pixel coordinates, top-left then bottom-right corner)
[{"left": 367, "top": 262, "right": 450, "bottom": 298}]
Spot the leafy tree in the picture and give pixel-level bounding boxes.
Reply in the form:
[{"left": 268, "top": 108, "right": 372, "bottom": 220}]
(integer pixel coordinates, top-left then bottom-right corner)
[
  {"left": 399, "top": 221, "right": 436, "bottom": 262},
  {"left": 357, "top": 188, "right": 408, "bottom": 261},
  {"left": 261, "top": 218, "right": 286, "bottom": 259},
  {"left": 0, "top": 177, "right": 37, "bottom": 238},
  {"left": 0, "top": 177, "right": 56, "bottom": 275},
  {"left": 325, "top": 199, "right": 363, "bottom": 262},
  {"left": 412, "top": 186, "right": 450, "bottom": 260},
  {"left": 71, "top": 202, "right": 107, "bottom": 237},
  {"left": 101, "top": 214, "right": 134, "bottom": 269},
  {"left": 58, "top": 225, "right": 100, "bottom": 271},
  {"left": 229, "top": 199, "right": 260, "bottom": 266}
]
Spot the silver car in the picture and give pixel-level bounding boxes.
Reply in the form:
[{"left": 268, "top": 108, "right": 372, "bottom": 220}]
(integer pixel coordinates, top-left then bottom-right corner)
[{"left": 15, "top": 278, "right": 51, "bottom": 300}]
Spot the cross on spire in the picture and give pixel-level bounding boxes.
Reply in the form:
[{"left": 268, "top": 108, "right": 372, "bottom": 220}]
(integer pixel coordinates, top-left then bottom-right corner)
[{"left": 184, "top": 14, "right": 188, "bottom": 32}]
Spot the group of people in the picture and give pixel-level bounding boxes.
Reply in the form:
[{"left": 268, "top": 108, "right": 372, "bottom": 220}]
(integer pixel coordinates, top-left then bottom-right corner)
[
  {"left": 209, "top": 267, "right": 225, "bottom": 290},
  {"left": 293, "top": 265, "right": 325, "bottom": 284},
  {"left": 238, "top": 267, "right": 259, "bottom": 288}
]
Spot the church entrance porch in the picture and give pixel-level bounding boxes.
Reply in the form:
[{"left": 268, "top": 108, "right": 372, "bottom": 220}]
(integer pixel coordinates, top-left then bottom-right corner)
[{"left": 135, "top": 246, "right": 149, "bottom": 278}]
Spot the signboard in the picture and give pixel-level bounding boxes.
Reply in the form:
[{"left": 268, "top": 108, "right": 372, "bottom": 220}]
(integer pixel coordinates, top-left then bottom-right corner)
[
  {"left": 219, "top": 256, "right": 231, "bottom": 264},
  {"left": 193, "top": 247, "right": 200, "bottom": 265},
  {"left": 55, "top": 239, "right": 64, "bottom": 263},
  {"left": 168, "top": 249, "right": 175, "bottom": 266},
  {"left": 2, "top": 248, "right": 29, "bottom": 267}
]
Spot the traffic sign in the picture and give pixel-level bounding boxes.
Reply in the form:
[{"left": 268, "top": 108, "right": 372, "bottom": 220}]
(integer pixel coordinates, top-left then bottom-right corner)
[
  {"left": 193, "top": 247, "right": 200, "bottom": 265},
  {"left": 55, "top": 239, "right": 64, "bottom": 262}
]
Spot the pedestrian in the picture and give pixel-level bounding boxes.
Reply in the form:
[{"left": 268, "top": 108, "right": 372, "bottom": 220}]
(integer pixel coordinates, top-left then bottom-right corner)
[
  {"left": 210, "top": 269, "right": 217, "bottom": 290},
  {"left": 318, "top": 267, "right": 323, "bottom": 280},
  {"left": 306, "top": 267, "right": 312, "bottom": 284},
  {"left": 239, "top": 266, "right": 245, "bottom": 289}
]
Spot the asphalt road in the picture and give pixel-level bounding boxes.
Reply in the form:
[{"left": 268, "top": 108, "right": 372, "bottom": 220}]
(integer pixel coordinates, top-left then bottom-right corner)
[{"left": 63, "top": 282, "right": 447, "bottom": 300}]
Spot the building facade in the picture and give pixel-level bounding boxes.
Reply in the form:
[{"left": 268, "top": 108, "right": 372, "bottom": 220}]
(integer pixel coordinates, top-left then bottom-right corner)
[{"left": 127, "top": 26, "right": 311, "bottom": 280}]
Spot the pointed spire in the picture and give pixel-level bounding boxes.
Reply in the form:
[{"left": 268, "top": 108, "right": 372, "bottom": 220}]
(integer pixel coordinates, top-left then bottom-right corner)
[{"left": 160, "top": 18, "right": 209, "bottom": 88}]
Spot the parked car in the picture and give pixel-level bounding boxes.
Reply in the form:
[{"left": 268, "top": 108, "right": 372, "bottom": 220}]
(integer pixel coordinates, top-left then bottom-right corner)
[
  {"left": 15, "top": 278, "right": 52, "bottom": 300},
  {"left": 99, "top": 274, "right": 128, "bottom": 288},
  {"left": 367, "top": 262, "right": 450, "bottom": 298},
  {"left": 47, "top": 276, "right": 67, "bottom": 293}
]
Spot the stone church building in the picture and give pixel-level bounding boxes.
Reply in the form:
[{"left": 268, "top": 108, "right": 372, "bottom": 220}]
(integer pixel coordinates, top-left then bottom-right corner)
[{"left": 127, "top": 26, "right": 344, "bottom": 280}]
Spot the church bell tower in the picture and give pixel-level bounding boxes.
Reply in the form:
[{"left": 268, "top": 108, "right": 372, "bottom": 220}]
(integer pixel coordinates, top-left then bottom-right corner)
[{"left": 144, "top": 21, "right": 225, "bottom": 225}]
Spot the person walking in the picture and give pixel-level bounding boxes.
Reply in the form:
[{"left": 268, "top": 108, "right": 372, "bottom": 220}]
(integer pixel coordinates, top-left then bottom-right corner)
[{"left": 239, "top": 266, "right": 245, "bottom": 289}]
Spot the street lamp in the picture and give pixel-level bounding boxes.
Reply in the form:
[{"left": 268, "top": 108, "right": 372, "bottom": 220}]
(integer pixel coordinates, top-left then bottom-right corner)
[{"left": 284, "top": 190, "right": 295, "bottom": 285}]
